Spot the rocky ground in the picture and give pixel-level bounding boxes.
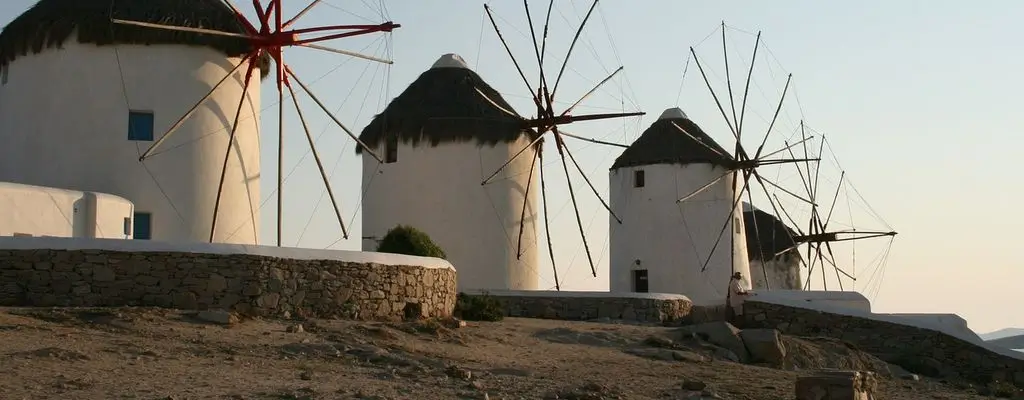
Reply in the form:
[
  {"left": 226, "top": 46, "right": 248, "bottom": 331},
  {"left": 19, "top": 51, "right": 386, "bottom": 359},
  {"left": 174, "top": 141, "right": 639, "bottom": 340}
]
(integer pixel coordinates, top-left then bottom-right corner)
[{"left": 0, "top": 307, "right": 1013, "bottom": 399}]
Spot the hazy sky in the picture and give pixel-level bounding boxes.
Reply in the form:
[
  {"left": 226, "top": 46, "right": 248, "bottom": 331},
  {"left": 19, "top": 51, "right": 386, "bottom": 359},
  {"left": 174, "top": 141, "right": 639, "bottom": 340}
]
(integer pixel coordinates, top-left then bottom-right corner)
[{"left": 1, "top": 1, "right": 1020, "bottom": 334}]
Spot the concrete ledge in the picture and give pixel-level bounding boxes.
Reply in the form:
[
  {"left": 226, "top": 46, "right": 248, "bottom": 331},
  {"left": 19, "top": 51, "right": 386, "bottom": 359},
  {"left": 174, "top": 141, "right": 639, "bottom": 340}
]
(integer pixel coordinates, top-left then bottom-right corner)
[
  {"left": 462, "top": 290, "right": 692, "bottom": 323},
  {"left": 0, "top": 236, "right": 455, "bottom": 270}
]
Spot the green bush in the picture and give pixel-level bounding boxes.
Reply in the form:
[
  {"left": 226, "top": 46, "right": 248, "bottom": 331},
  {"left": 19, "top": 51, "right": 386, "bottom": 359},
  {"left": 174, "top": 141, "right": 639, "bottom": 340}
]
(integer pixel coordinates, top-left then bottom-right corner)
[
  {"left": 376, "top": 225, "right": 447, "bottom": 259},
  {"left": 454, "top": 292, "right": 505, "bottom": 322}
]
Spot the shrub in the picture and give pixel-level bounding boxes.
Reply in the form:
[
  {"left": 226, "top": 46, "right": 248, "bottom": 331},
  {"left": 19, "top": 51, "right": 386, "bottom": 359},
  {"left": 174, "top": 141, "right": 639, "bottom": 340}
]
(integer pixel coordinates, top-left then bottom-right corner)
[
  {"left": 376, "top": 225, "right": 447, "bottom": 259},
  {"left": 454, "top": 292, "right": 505, "bottom": 322}
]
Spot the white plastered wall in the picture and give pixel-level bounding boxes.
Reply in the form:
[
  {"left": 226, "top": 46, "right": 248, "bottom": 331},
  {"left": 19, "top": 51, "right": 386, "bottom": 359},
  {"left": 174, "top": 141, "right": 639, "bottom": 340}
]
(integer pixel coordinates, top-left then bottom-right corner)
[
  {"left": 0, "top": 181, "right": 134, "bottom": 239},
  {"left": 749, "top": 256, "right": 802, "bottom": 290},
  {"left": 0, "top": 37, "right": 261, "bottom": 245},
  {"left": 360, "top": 137, "right": 541, "bottom": 291},
  {"left": 609, "top": 162, "right": 751, "bottom": 306}
]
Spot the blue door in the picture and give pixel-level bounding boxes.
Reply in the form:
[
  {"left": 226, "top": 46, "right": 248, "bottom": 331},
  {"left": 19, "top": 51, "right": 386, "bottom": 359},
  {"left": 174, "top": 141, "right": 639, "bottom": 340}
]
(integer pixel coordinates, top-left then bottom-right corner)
[{"left": 133, "top": 212, "right": 152, "bottom": 240}]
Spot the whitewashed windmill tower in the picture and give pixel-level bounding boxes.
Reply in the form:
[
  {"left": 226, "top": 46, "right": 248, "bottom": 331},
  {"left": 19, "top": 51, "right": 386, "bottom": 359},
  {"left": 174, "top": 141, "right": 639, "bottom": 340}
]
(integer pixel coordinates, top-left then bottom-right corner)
[
  {"left": 0, "top": 0, "right": 264, "bottom": 244},
  {"left": 0, "top": 0, "right": 399, "bottom": 246},
  {"left": 358, "top": 53, "right": 543, "bottom": 291},
  {"left": 742, "top": 203, "right": 802, "bottom": 290},
  {"left": 608, "top": 108, "right": 751, "bottom": 304}
]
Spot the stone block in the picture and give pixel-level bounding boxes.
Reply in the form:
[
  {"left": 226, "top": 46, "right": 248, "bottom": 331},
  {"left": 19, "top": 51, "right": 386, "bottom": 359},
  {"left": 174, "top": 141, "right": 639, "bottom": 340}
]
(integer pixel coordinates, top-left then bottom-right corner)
[
  {"left": 795, "top": 370, "right": 876, "bottom": 400},
  {"left": 740, "top": 328, "right": 786, "bottom": 365}
]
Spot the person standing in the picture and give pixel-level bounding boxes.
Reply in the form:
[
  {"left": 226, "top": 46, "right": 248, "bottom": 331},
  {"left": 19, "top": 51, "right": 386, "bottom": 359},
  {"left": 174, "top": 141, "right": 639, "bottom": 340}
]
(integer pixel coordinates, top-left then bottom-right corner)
[{"left": 726, "top": 271, "right": 749, "bottom": 326}]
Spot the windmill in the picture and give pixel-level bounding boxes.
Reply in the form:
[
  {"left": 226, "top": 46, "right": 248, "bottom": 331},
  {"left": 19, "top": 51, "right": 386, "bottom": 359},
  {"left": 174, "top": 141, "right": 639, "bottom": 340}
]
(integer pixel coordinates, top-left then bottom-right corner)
[
  {"left": 673, "top": 23, "right": 820, "bottom": 291},
  {"left": 473, "top": 0, "right": 645, "bottom": 290},
  {"left": 110, "top": 0, "right": 400, "bottom": 246},
  {"left": 772, "top": 122, "right": 898, "bottom": 293}
]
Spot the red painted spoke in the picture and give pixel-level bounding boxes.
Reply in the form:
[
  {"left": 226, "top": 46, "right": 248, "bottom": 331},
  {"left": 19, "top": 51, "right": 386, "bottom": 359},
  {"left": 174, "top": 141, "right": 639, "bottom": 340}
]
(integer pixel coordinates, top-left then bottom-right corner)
[
  {"left": 292, "top": 26, "right": 397, "bottom": 46},
  {"left": 274, "top": 0, "right": 283, "bottom": 34},
  {"left": 288, "top": 23, "right": 400, "bottom": 35},
  {"left": 263, "top": 0, "right": 277, "bottom": 28},
  {"left": 220, "top": 0, "right": 258, "bottom": 35},
  {"left": 252, "top": 0, "right": 267, "bottom": 30}
]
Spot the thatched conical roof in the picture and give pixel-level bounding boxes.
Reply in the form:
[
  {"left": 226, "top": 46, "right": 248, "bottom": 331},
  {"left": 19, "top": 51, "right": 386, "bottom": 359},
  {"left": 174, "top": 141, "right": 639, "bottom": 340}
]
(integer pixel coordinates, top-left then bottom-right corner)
[
  {"left": 356, "top": 53, "right": 537, "bottom": 154},
  {"left": 742, "top": 203, "right": 800, "bottom": 262},
  {"left": 611, "top": 108, "right": 734, "bottom": 170},
  {"left": 0, "top": 0, "right": 268, "bottom": 76}
]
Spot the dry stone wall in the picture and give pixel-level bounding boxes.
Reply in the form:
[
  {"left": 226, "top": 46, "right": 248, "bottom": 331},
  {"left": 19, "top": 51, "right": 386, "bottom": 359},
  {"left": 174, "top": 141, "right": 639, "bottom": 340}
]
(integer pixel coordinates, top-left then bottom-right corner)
[
  {"left": 464, "top": 290, "right": 692, "bottom": 324},
  {"left": 0, "top": 249, "right": 457, "bottom": 320},
  {"left": 742, "top": 300, "right": 1024, "bottom": 387}
]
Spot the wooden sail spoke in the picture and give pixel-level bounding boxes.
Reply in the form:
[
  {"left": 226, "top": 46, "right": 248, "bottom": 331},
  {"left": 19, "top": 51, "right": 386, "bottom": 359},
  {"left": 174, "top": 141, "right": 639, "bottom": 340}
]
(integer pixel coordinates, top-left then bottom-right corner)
[
  {"left": 298, "top": 43, "right": 393, "bottom": 64},
  {"left": 689, "top": 46, "right": 740, "bottom": 144},
  {"left": 139, "top": 52, "right": 255, "bottom": 161},
  {"left": 474, "top": 87, "right": 523, "bottom": 118},
  {"left": 752, "top": 170, "right": 816, "bottom": 206},
  {"left": 557, "top": 130, "right": 627, "bottom": 148},
  {"left": 676, "top": 172, "right": 730, "bottom": 203},
  {"left": 737, "top": 31, "right": 761, "bottom": 136},
  {"left": 552, "top": 129, "right": 599, "bottom": 278},
  {"left": 285, "top": 67, "right": 383, "bottom": 163},
  {"left": 112, "top": 19, "right": 255, "bottom": 39},
  {"left": 670, "top": 121, "right": 730, "bottom": 159},
  {"left": 283, "top": 0, "right": 322, "bottom": 28},
  {"left": 721, "top": 22, "right": 740, "bottom": 140},
  {"left": 752, "top": 73, "right": 792, "bottom": 160},
  {"left": 484, "top": 4, "right": 543, "bottom": 107},
  {"left": 285, "top": 80, "right": 349, "bottom": 240},
  {"left": 550, "top": 0, "right": 599, "bottom": 98},
  {"left": 537, "top": 151, "right": 560, "bottom": 290},
  {"left": 699, "top": 170, "right": 752, "bottom": 274},
  {"left": 516, "top": 149, "right": 541, "bottom": 259},
  {"left": 761, "top": 135, "right": 814, "bottom": 160},
  {"left": 563, "top": 66, "right": 624, "bottom": 116},
  {"left": 559, "top": 135, "right": 622, "bottom": 223}
]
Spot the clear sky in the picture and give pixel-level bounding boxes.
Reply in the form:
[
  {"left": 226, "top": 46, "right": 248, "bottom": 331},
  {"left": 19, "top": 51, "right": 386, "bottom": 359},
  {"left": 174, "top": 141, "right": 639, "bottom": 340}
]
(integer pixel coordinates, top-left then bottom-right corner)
[{"left": 2, "top": 1, "right": 1020, "bottom": 334}]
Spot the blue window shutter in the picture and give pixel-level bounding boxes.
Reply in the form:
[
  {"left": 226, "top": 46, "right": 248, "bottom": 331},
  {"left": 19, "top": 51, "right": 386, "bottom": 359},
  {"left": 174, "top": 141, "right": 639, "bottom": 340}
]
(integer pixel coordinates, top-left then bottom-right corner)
[
  {"left": 132, "top": 212, "right": 152, "bottom": 240},
  {"left": 128, "top": 111, "right": 155, "bottom": 141}
]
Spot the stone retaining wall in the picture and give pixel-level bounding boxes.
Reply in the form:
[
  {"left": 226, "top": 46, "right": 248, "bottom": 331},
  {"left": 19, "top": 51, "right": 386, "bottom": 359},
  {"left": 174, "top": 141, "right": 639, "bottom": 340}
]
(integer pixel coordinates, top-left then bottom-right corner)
[
  {"left": 742, "top": 300, "right": 1024, "bottom": 387},
  {"left": 0, "top": 249, "right": 457, "bottom": 320},
  {"left": 464, "top": 290, "right": 692, "bottom": 324}
]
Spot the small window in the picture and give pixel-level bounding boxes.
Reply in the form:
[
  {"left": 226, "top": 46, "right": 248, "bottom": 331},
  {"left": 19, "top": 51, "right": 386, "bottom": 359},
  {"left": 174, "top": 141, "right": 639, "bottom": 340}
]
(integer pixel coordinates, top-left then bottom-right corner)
[
  {"left": 133, "top": 212, "right": 152, "bottom": 240},
  {"left": 385, "top": 135, "right": 398, "bottom": 163},
  {"left": 734, "top": 217, "right": 741, "bottom": 234},
  {"left": 12, "top": 232, "right": 32, "bottom": 238},
  {"left": 1, "top": 67, "right": 8, "bottom": 85},
  {"left": 632, "top": 269, "right": 649, "bottom": 293},
  {"left": 128, "top": 111, "right": 155, "bottom": 141},
  {"left": 633, "top": 169, "right": 645, "bottom": 188},
  {"left": 123, "top": 217, "right": 132, "bottom": 236}
]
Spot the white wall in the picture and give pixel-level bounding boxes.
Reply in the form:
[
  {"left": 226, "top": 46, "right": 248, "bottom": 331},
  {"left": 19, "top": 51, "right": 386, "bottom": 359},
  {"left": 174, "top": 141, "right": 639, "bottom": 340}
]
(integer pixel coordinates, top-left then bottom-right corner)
[
  {"left": 0, "top": 181, "right": 134, "bottom": 239},
  {"left": 750, "top": 289, "right": 872, "bottom": 312},
  {"left": 462, "top": 288, "right": 691, "bottom": 301},
  {"left": 750, "top": 255, "right": 802, "bottom": 290},
  {"left": 0, "top": 235, "right": 454, "bottom": 271},
  {"left": 0, "top": 37, "right": 261, "bottom": 245},
  {"left": 361, "top": 137, "right": 540, "bottom": 291},
  {"left": 609, "top": 162, "right": 751, "bottom": 306}
]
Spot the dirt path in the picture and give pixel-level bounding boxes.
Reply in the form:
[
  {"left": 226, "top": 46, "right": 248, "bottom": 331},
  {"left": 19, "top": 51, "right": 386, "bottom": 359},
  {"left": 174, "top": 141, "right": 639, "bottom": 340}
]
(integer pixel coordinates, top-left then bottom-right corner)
[{"left": 0, "top": 307, "right": 996, "bottom": 399}]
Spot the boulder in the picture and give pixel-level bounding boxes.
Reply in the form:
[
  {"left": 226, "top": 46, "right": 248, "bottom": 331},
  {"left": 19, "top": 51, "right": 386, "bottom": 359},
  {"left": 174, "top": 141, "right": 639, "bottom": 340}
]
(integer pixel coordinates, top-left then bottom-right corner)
[
  {"left": 795, "top": 370, "right": 877, "bottom": 400},
  {"left": 739, "top": 328, "right": 786, "bottom": 366},
  {"left": 678, "top": 321, "right": 749, "bottom": 362},
  {"left": 196, "top": 309, "right": 238, "bottom": 325}
]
